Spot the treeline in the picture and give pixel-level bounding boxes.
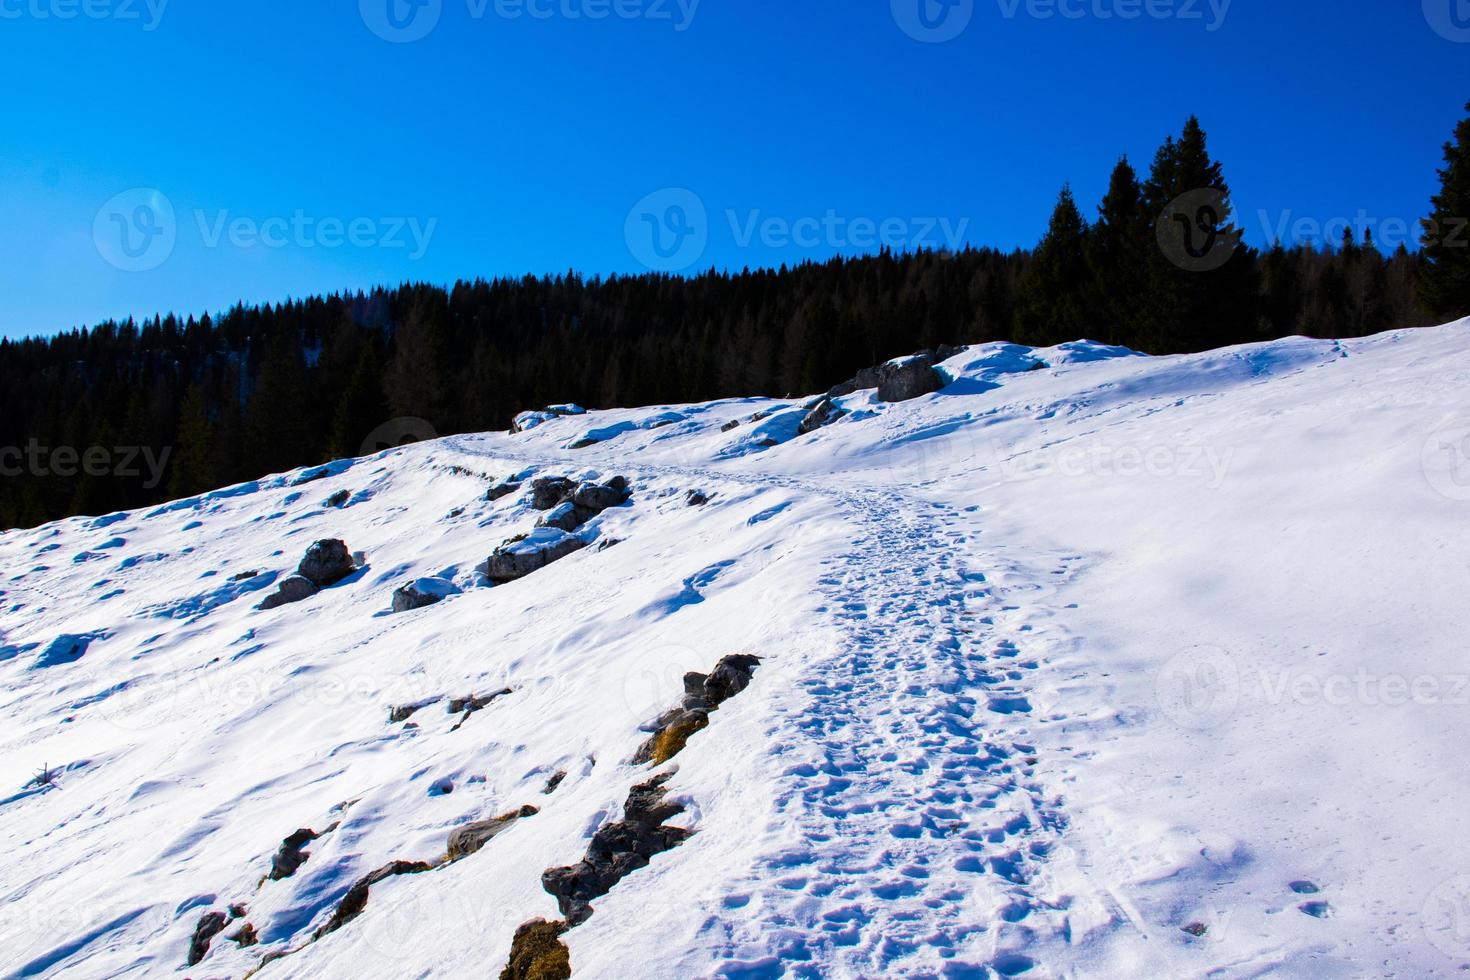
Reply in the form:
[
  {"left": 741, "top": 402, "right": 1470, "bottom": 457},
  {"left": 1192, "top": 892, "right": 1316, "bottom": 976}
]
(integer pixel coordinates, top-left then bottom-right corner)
[{"left": 1, "top": 107, "right": 1466, "bottom": 530}]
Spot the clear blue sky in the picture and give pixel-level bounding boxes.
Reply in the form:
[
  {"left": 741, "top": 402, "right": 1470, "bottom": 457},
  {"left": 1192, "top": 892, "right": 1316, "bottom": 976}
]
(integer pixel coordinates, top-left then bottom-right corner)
[{"left": 0, "top": 0, "right": 1466, "bottom": 339}]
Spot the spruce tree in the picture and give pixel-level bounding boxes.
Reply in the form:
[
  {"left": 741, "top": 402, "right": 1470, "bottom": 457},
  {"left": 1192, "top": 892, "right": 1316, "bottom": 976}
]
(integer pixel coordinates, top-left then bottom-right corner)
[
  {"left": 1088, "top": 156, "right": 1149, "bottom": 347},
  {"left": 168, "top": 384, "right": 214, "bottom": 498},
  {"left": 1013, "top": 185, "right": 1092, "bottom": 348},
  {"left": 1419, "top": 101, "right": 1470, "bottom": 320},
  {"left": 1140, "top": 116, "right": 1255, "bottom": 353}
]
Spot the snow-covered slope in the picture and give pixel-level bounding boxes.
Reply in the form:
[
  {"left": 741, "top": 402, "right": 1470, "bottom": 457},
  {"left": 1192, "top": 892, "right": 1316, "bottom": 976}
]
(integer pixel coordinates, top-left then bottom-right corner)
[{"left": 3, "top": 322, "right": 1469, "bottom": 979}]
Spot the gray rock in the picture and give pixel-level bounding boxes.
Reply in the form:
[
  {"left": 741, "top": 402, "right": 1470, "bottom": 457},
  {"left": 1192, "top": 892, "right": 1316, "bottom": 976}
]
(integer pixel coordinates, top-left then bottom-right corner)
[
  {"left": 486, "top": 481, "right": 522, "bottom": 502},
  {"left": 537, "top": 501, "right": 593, "bottom": 532},
  {"left": 541, "top": 773, "right": 690, "bottom": 927},
  {"left": 529, "top": 477, "right": 577, "bottom": 511},
  {"left": 799, "top": 398, "right": 845, "bottom": 435},
  {"left": 486, "top": 531, "right": 588, "bottom": 583},
  {"left": 325, "top": 489, "right": 350, "bottom": 509},
  {"left": 298, "top": 540, "right": 355, "bottom": 587},
  {"left": 447, "top": 804, "right": 539, "bottom": 861},
  {"left": 268, "top": 826, "right": 333, "bottom": 881},
  {"left": 685, "top": 490, "right": 710, "bottom": 507},
  {"left": 571, "top": 482, "right": 628, "bottom": 512},
  {"left": 392, "top": 582, "right": 446, "bottom": 614},
  {"left": 721, "top": 419, "right": 741, "bottom": 432},
  {"left": 258, "top": 575, "right": 320, "bottom": 610},
  {"left": 186, "top": 911, "right": 228, "bottom": 966},
  {"left": 877, "top": 357, "right": 946, "bottom": 402}
]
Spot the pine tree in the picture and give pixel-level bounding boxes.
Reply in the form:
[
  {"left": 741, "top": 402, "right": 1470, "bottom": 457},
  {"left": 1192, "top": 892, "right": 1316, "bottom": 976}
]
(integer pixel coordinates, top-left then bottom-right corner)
[
  {"left": 1139, "top": 116, "right": 1255, "bottom": 353},
  {"left": 168, "top": 384, "right": 214, "bottom": 497},
  {"left": 1419, "top": 101, "right": 1470, "bottom": 320},
  {"left": 1013, "top": 185, "right": 1092, "bottom": 347},
  {"left": 1088, "top": 156, "right": 1149, "bottom": 347},
  {"left": 329, "top": 344, "right": 388, "bottom": 459}
]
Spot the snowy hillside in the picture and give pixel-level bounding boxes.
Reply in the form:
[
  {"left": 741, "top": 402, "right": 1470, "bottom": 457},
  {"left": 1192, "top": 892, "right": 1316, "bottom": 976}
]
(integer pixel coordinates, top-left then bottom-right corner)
[{"left": 3, "top": 321, "right": 1469, "bottom": 979}]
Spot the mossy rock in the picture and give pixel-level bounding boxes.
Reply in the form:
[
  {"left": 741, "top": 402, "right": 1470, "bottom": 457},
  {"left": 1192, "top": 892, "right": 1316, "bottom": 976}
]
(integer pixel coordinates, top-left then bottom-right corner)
[
  {"left": 500, "top": 919, "right": 570, "bottom": 980},
  {"left": 651, "top": 712, "right": 709, "bottom": 764}
]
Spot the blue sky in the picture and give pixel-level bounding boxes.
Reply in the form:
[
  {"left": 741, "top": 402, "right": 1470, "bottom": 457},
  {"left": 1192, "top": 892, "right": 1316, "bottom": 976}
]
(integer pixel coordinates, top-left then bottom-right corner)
[{"left": 0, "top": 0, "right": 1466, "bottom": 339}]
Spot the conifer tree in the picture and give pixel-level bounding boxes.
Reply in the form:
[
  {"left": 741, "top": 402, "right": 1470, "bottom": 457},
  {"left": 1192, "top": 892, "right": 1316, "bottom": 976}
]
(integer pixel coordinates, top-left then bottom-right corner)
[
  {"left": 1419, "top": 101, "right": 1470, "bottom": 320},
  {"left": 1088, "top": 156, "right": 1149, "bottom": 347},
  {"left": 1139, "top": 116, "right": 1255, "bottom": 353},
  {"left": 1014, "top": 185, "right": 1092, "bottom": 347}
]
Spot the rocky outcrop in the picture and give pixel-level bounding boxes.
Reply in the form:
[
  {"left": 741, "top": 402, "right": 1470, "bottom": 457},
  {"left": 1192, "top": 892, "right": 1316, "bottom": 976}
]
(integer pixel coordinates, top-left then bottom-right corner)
[
  {"left": 487, "top": 529, "right": 588, "bottom": 583},
  {"left": 258, "top": 539, "right": 359, "bottom": 610},
  {"left": 877, "top": 355, "right": 948, "bottom": 402},
  {"left": 325, "top": 489, "right": 350, "bottom": 509},
  {"left": 313, "top": 860, "right": 435, "bottom": 940},
  {"left": 540, "top": 773, "right": 691, "bottom": 927},
  {"left": 632, "top": 655, "right": 762, "bottom": 765},
  {"left": 269, "top": 825, "right": 336, "bottom": 881},
  {"left": 500, "top": 919, "right": 571, "bottom": 980},
  {"left": 799, "top": 397, "right": 845, "bottom": 435},
  {"left": 824, "top": 346, "right": 959, "bottom": 404},
  {"left": 530, "top": 477, "right": 578, "bottom": 511},
  {"left": 447, "top": 805, "right": 539, "bottom": 861},
  {"left": 685, "top": 489, "right": 710, "bottom": 507},
  {"left": 298, "top": 540, "right": 356, "bottom": 587},
  {"left": 258, "top": 576, "right": 319, "bottom": 611},
  {"left": 391, "top": 577, "right": 459, "bottom": 614},
  {"left": 513, "top": 405, "right": 586, "bottom": 434},
  {"left": 487, "top": 479, "right": 522, "bottom": 502},
  {"left": 186, "top": 911, "right": 228, "bottom": 966}
]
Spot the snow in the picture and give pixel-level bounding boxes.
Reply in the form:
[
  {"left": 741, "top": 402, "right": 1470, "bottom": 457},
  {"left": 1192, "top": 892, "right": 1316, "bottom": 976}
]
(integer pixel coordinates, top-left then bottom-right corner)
[{"left": 2, "top": 322, "right": 1468, "bottom": 978}]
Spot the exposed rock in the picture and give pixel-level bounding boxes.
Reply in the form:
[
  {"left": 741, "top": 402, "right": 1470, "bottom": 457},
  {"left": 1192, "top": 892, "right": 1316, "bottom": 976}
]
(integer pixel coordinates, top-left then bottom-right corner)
[
  {"left": 447, "top": 805, "right": 539, "bottom": 861},
  {"left": 187, "top": 910, "right": 228, "bottom": 966},
  {"left": 270, "top": 827, "right": 323, "bottom": 881},
  {"left": 632, "top": 656, "right": 762, "bottom": 765},
  {"left": 392, "top": 578, "right": 459, "bottom": 614},
  {"left": 543, "top": 770, "right": 567, "bottom": 795},
  {"left": 705, "top": 654, "right": 762, "bottom": 705},
  {"left": 536, "top": 501, "right": 593, "bottom": 533},
  {"left": 720, "top": 418, "right": 741, "bottom": 432},
  {"left": 487, "top": 480, "right": 522, "bottom": 502},
  {"left": 298, "top": 539, "right": 356, "bottom": 587},
  {"left": 228, "top": 922, "right": 259, "bottom": 947},
  {"left": 389, "top": 697, "right": 441, "bottom": 724},
  {"left": 632, "top": 710, "right": 709, "bottom": 766},
  {"left": 230, "top": 570, "right": 261, "bottom": 582},
  {"left": 530, "top": 477, "right": 578, "bottom": 511},
  {"left": 541, "top": 773, "right": 691, "bottom": 927},
  {"left": 313, "top": 861, "right": 434, "bottom": 939},
  {"left": 877, "top": 356, "right": 946, "bottom": 402},
  {"left": 799, "top": 398, "right": 845, "bottom": 435},
  {"left": 257, "top": 575, "right": 319, "bottom": 611},
  {"left": 325, "top": 489, "right": 350, "bottom": 509},
  {"left": 827, "top": 349, "right": 955, "bottom": 404},
  {"left": 487, "top": 529, "right": 588, "bottom": 583},
  {"left": 571, "top": 481, "right": 629, "bottom": 512},
  {"left": 227, "top": 903, "right": 248, "bottom": 919},
  {"left": 685, "top": 490, "right": 710, "bottom": 507},
  {"left": 500, "top": 919, "right": 571, "bottom": 980},
  {"left": 448, "top": 688, "right": 513, "bottom": 732}
]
